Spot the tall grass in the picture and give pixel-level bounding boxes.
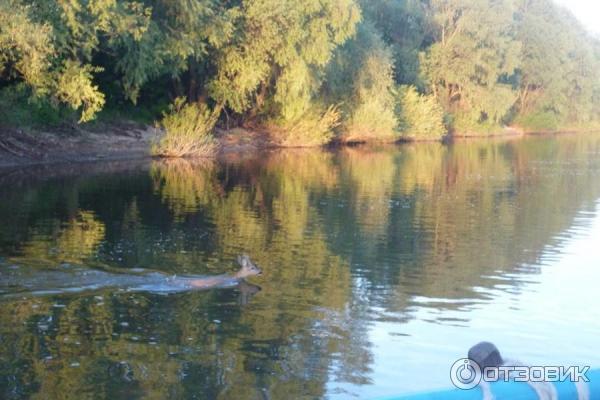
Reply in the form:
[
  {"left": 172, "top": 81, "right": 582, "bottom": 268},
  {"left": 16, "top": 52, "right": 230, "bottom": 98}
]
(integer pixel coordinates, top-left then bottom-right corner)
[{"left": 151, "top": 98, "right": 219, "bottom": 158}]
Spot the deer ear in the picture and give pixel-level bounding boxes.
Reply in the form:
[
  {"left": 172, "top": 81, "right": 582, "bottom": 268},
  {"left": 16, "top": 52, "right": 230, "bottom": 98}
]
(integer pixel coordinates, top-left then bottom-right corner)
[
  {"left": 242, "top": 255, "right": 252, "bottom": 268},
  {"left": 238, "top": 255, "right": 251, "bottom": 268}
]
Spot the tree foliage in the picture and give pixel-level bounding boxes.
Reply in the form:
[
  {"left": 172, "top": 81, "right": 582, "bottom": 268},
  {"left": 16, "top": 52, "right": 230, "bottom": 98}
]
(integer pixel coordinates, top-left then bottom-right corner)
[
  {"left": 514, "top": 0, "right": 600, "bottom": 130},
  {"left": 0, "top": 0, "right": 53, "bottom": 94},
  {"left": 328, "top": 23, "right": 399, "bottom": 141},
  {"left": 1, "top": 0, "right": 599, "bottom": 139},
  {"left": 421, "top": 0, "right": 521, "bottom": 131},
  {"left": 397, "top": 85, "right": 446, "bottom": 139}
]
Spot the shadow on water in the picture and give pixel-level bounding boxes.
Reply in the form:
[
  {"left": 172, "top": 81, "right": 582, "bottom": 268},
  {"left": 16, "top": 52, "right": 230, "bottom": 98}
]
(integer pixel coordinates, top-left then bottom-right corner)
[{"left": 1, "top": 134, "right": 600, "bottom": 398}]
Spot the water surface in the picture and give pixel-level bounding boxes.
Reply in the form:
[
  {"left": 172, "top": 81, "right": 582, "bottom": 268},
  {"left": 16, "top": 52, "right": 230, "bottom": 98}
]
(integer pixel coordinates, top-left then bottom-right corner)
[{"left": 1, "top": 134, "right": 600, "bottom": 399}]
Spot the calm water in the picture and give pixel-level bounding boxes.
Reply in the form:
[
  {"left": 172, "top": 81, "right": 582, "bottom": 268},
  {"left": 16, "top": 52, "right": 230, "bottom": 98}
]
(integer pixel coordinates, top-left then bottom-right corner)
[{"left": 1, "top": 134, "right": 600, "bottom": 399}]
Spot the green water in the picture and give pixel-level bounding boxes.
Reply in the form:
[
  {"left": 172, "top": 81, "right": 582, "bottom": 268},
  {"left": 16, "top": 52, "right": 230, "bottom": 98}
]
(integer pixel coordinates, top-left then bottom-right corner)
[{"left": 1, "top": 134, "right": 600, "bottom": 399}]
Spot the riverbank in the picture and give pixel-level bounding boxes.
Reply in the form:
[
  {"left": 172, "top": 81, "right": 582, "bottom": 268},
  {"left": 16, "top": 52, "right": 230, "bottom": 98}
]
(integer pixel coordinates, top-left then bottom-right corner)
[
  {"left": 0, "top": 122, "right": 597, "bottom": 169},
  {"left": 0, "top": 122, "right": 155, "bottom": 168},
  {"left": 0, "top": 124, "right": 270, "bottom": 168}
]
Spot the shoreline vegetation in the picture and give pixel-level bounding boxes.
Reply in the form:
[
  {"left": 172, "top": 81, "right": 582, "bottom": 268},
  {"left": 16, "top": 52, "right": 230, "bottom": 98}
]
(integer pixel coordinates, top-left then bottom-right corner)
[
  {"left": 0, "top": 122, "right": 597, "bottom": 169},
  {"left": 1, "top": 0, "right": 600, "bottom": 161}
]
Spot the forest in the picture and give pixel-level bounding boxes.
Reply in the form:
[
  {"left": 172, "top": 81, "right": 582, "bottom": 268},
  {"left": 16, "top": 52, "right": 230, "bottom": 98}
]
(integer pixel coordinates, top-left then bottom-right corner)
[{"left": 1, "top": 0, "right": 600, "bottom": 151}]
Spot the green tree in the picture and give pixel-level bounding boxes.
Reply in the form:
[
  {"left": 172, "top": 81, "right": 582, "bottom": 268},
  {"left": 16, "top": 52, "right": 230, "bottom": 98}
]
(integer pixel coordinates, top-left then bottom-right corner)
[
  {"left": 207, "top": 0, "right": 361, "bottom": 121},
  {"left": 514, "top": 0, "right": 600, "bottom": 130},
  {"left": 327, "top": 23, "right": 399, "bottom": 141},
  {"left": 359, "top": 0, "right": 432, "bottom": 86},
  {"left": 2, "top": 0, "right": 600, "bottom": 138},
  {"left": 0, "top": 0, "right": 53, "bottom": 95},
  {"left": 421, "top": 0, "right": 521, "bottom": 132}
]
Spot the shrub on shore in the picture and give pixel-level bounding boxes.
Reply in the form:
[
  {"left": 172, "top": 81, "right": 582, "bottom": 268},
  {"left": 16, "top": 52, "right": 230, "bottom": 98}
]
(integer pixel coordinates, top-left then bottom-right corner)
[
  {"left": 151, "top": 98, "right": 219, "bottom": 158},
  {"left": 0, "top": 84, "right": 66, "bottom": 128},
  {"left": 267, "top": 105, "right": 341, "bottom": 147},
  {"left": 514, "top": 111, "right": 560, "bottom": 132},
  {"left": 342, "top": 47, "right": 399, "bottom": 142},
  {"left": 397, "top": 86, "right": 446, "bottom": 140},
  {"left": 328, "top": 23, "right": 400, "bottom": 142}
]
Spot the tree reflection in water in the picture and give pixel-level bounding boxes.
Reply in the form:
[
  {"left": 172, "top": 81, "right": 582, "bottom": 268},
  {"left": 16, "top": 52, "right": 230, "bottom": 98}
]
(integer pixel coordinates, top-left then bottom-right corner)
[{"left": 1, "top": 134, "right": 600, "bottom": 398}]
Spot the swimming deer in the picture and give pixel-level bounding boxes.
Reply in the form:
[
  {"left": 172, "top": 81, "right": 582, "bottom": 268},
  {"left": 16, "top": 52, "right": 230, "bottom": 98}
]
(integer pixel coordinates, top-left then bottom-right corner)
[
  {"left": 179, "top": 255, "right": 262, "bottom": 289},
  {"left": 0, "top": 255, "right": 262, "bottom": 297}
]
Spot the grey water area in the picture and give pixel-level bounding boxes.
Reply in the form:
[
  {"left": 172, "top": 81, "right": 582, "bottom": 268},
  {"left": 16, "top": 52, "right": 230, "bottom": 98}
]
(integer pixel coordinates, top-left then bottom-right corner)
[{"left": 1, "top": 133, "right": 600, "bottom": 399}]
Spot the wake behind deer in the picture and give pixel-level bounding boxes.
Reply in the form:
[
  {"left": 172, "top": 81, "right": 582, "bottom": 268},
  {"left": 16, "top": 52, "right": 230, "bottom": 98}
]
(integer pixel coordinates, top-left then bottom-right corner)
[{"left": 0, "top": 255, "right": 262, "bottom": 298}]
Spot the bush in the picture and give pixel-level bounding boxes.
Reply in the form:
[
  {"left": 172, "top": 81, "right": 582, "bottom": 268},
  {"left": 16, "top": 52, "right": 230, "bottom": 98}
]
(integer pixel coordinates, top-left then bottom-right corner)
[
  {"left": 451, "top": 113, "right": 504, "bottom": 136},
  {"left": 0, "top": 83, "right": 67, "bottom": 128},
  {"left": 397, "top": 85, "right": 446, "bottom": 140},
  {"left": 343, "top": 47, "right": 399, "bottom": 141},
  {"left": 515, "top": 111, "right": 560, "bottom": 132},
  {"left": 328, "top": 23, "right": 399, "bottom": 142},
  {"left": 151, "top": 98, "right": 219, "bottom": 158},
  {"left": 267, "top": 105, "right": 341, "bottom": 147}
]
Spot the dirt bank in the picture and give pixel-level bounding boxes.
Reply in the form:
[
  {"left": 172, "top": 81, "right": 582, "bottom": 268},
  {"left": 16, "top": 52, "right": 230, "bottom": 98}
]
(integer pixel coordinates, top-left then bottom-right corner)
[
  {"left": 0, "top": 124, "right": 275, "bottom": 169},
  {"left": 0, "top": 123, "right": 155, "bottom": 168}
]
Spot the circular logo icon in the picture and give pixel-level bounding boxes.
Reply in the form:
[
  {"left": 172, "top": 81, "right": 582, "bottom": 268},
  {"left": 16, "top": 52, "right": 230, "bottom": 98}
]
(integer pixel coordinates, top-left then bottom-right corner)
[{"left": 450, "top": 358, "right": 482, "bottom": 390}]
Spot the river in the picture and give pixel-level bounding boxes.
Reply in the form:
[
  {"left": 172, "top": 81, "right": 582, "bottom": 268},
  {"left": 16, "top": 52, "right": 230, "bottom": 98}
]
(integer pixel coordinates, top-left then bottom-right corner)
[{"left": 1, "top": 133, "right": 599, "bottom": 399}]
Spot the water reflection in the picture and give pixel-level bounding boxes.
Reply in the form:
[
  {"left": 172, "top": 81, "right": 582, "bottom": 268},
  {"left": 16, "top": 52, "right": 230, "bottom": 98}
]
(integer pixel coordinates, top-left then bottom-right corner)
[{"left": 1, "top": 134, "right": 600, "bottom": 398}]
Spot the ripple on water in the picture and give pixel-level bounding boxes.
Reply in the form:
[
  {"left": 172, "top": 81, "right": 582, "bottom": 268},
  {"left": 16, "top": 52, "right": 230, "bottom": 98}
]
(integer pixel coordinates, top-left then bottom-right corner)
[{"left": 1, "top": 136, "right": 600, "bottom": 399}]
